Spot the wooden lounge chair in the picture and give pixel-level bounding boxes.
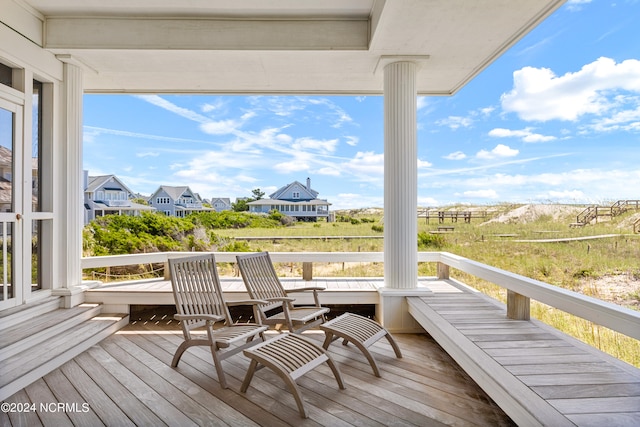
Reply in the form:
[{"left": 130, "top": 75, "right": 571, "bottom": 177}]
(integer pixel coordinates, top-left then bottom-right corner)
[
  {"left": 169, "top": 253, "right": 269, "bottom": 389},
  {"left": 236, "top": 251, "right": 329, "bottom": 333}
]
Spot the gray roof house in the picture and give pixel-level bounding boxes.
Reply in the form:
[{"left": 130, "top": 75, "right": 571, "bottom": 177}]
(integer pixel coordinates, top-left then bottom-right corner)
[
  {"left": 211, "top": 197, "right": 232, "bottom": 212},
  {"left": 84, "top": 173, "right": 155, "bottom": 224},
  {"left": 248, "top": 178, "right": 331, "bottom": 221},
  {"left": 148, "top": 185, "right": 213, "bottom": 217}
]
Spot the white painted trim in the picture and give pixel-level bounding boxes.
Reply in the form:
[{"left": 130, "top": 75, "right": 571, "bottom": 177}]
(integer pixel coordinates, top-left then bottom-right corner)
[{"left": 45, "top": 18, "right": 369, "bottom": 51}]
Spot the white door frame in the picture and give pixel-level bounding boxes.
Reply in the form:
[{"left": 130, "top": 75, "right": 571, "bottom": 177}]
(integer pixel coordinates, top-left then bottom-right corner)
[{"left": 0, "top": 95, "right": 24, "bottom": 310}]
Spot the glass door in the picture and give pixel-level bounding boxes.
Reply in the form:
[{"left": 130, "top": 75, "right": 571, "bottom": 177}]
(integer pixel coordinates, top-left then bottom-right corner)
[{"left": 0, "top": 98, "right": 23, "bottom": 310}]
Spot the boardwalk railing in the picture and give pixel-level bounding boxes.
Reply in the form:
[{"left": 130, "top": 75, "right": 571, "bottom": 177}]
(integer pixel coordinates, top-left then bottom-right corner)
[
  {"left": 576, "top": 199, "right": 640, "bottom": 225},
  {"left": 81, "top": 251, "right": 640, "bottom": 341}
]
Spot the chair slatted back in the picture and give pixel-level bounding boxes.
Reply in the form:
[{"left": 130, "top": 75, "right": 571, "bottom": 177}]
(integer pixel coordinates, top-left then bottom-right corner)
[
  {"left": 237, "top": 252, "right": 287, "bottom": 313},
  {"left": 169, "top": 254, "right": 231, "bottom": 333}
]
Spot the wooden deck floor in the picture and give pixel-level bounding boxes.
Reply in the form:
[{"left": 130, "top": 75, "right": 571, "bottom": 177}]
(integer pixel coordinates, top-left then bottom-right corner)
[{"left": 1, "top": 321, "right": 515, "bottom": 426}]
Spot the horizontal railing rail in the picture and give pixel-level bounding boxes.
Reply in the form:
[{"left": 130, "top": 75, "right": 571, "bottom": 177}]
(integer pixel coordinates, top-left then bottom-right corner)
[{"left": 81, "top": 251, "right": 640, "bottom": 341}]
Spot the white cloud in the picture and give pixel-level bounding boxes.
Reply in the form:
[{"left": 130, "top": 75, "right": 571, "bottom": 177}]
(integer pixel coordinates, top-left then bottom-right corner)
[
  {"left": 488, "top": 127, "right": 557, "bottom": 143},
  {"left": 345, "top": 151, "right": 384, "bottom": 176},
  {"left": 436, "top": 115, "right": 473, "bottom": 130},
  {"left": 417, "top": 159, "right": 432, "bottom": 168},
  {"left": 476, "top": 144, "right": 519, "bottom": 160},
  {"left": 292, "top": 137, "right": 338, "bottom": 153},
  {"left": 462, "top": 189, "right": 499, "bottom": 199},
  {"left": 566, "top": 0, "right": 592, "bottom": 12},
  {"left": 417, "top": 97, "right": 428, "bottom": 110},
  {"left": 501, "top": 57, "right": 640, "bottom": 122},
  {"left": 136, "top": 152, "right": 159, "bottom": 158},
  {"left": 330, "top": 193, "right": 383, "bottom": 210},
  {"left": 200, "top": 120, "right": 240, "bottom": 135},
  {"left": 308, "top": 98, "right": 353, "bottom": 128},
  {"left": 480, "top": 106, "right": 495, "bottom": 116},
  {"left": 316, "top": 167, "right": 341, "bottom": 176},
  {"left": 344, "top": 136, "right": 359, "bottom": 146},
  {"left": 83, "top": 126, "right": 215, "bottom": 145},
  {"left": 537, "top": 190, "right": 586, "bottom": 202},
  {"left": 588, "top": 104, "right": 640, "bottom": 132},
  {"left": 275, "top": 159, "right": 310, "bottom": 173},
  {"left": 418, "top": 196, "right": 439, "bottom": 207},
  {"left": 444, "top": 151, "right": 467, "bottom": 160},
  {"left": 135, "top": 95, "right": 209, "bottom": 123},
  {"left": 201, "top": 99, "right": 227, "bottom": 113}
]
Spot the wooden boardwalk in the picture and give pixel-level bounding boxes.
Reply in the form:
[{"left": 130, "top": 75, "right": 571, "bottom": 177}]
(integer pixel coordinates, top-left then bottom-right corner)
[{"left": 0, "top": 323, "right": 515, "bottom": 426}]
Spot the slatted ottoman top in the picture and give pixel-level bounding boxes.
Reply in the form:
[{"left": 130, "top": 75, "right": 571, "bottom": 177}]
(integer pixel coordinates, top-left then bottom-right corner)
[{"left": 320, "top": 313, "right": 402, "bottom": 377}]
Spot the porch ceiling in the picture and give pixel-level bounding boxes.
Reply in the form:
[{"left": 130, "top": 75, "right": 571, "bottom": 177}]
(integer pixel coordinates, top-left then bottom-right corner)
[{"left": 22, "top": 0, "right": 565, "bottom": 94}]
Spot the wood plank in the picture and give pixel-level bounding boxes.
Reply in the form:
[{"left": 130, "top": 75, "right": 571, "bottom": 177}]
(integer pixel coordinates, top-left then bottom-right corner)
[
  {"left": 485, "top": 346, "right": 587, "bottom": 357},
  {"left": 86, "top": 344, "right": 199, "bottom": 427},
  {"left": 98, "top": 337, "right": 231, "bottom": 427},
  {"left": 476, "top": 339, "right": 572, "bottom": 349},
  {"left": 42, "top": 369, "right": 105, "bottom": 427},
  {"left": 59, "top": 360, "right": 135, "bottom": 427},
  {"left": 125, "top": 332, "right": 281, "bottom": 427},
  {"left": 115, "top": 333, "right": 261, "bottom": 427},
  {"left": 548, "top": 396, "right": 640, "bottom": 414},
  {"left": 73, "top": 352, "right": 167, "bottom": 426},
  {"left": 567, "top": 413, "right": 640, "bottom": 427},
  {"left": 519, "top": 371, "right": 640, "bottom": 386},
  {"left": 506, "top": 362, "right": 621, "bottom": 375},
  {"left": 3, "top": 389, "right": 43, "bottom": 427},
  {"left": 532, "top": 383, "right": 640, "bottom": 399},
  {"left": 24, "top": 378, "right": 73, "bottom": 427}
]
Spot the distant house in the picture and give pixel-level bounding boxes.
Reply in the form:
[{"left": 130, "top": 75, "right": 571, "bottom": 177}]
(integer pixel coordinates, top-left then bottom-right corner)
[
  {"left": 0, "top": 146, "right": 38, "bottom": 214},
  {"left": 148, "top": 185, "right": 213, "bottom": 217},
  {"left": 247, "top": 177, "right": 331, "bottom": 221},
  {"left": 84, "top": 172, "right": 156, "bottom": 224},
  {"left": 210, "top": 197, "right": 232, "bottom": 212}
]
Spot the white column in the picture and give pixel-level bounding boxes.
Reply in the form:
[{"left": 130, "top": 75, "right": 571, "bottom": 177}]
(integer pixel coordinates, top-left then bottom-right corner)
[
  {"left": 53, "top": 61, "right": 86, "bottom": 306},
  {"left": 383, "top": 61, "right": 417, "bottom": 289}
]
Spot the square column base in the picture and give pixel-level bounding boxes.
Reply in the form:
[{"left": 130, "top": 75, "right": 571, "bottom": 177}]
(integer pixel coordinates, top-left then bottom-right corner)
[
  {"left": 376, "top": 286, "right": 432, "bottom": 333},
  {"left": 52, "top": 280, "right": 101, "bottom": 308}
]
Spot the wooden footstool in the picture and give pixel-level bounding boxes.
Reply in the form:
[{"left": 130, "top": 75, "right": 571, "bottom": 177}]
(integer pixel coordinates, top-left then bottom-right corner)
[
  {"left": 320, "top": 313, "right": 402, "bottom": 377},
  {"left": 240, "top": 333, "right": 345, "bottom": 418}
]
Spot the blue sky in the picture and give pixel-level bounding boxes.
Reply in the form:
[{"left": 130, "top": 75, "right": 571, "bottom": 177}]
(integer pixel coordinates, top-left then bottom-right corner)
[{"left": 83, "top": 0, "right": 640, "bottom": 210}]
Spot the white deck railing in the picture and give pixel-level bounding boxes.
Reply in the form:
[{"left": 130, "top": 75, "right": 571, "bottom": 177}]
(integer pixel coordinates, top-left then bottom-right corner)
[{"left": 81, "top": 251, "right": 640, "bottom": 341}]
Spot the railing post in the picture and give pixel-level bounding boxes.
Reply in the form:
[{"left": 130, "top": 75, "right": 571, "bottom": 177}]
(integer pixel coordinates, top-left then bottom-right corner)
[
  {"left": 164, "top": 261, "right": 170, "bottom": 281},
  {"left": 437, "top": 262, "right": 449, "bottom": 280},
  {"left": 302, "top": 262, "right": 313, "bottom": 281},
  {"left": 507, "top": 290, "right": 530, "bottom": 320}
]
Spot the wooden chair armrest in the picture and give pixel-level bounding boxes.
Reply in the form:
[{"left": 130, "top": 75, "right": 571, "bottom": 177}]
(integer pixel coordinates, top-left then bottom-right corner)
[
  {"left": 285, "top": 287, "right": 326, "bottom": 293},
  {"left": 265, "top": 297, "right": 296, "bottom": 303},
  {"left": 227, "top": 299, "right": 270, "bottom": 307},
  {"left": 174, "top": 313, "right": 225, "bottom": 323}
]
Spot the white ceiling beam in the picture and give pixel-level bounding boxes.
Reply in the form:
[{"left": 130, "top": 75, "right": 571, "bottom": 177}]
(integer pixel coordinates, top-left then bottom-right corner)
[{"left": 44, "top": 17, "right": 370, "bottom": 51}]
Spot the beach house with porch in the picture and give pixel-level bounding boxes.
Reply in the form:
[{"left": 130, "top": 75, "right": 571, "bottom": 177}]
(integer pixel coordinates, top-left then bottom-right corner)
[
  {"left": 83, "top": 172, "right": 156, "bottom": 224},
  {"left": 2, "top": 1, "right": 639, "bottom": 425},
  {"left": 248, "top": 178, "right": 331, "bottom": 221},
  {"left": 148, "top": 185, "right": 212, "bottom": 217}
]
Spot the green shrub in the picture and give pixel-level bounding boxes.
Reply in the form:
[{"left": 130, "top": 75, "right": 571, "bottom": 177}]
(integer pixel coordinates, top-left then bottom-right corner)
[
  {"left": 371, "top": 224, "right": 384, "bottom": 233},
  {"left": 417, "top": 231, "right": 446, "bottom": 249}
]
